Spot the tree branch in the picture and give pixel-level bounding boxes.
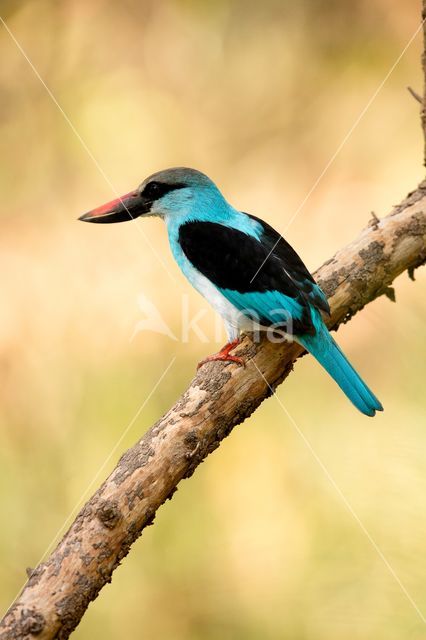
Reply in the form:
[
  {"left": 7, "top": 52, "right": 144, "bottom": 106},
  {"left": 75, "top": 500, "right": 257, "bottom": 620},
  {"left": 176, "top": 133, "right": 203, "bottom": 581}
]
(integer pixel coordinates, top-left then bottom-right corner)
[
  {"left": 1, "top": 185, "right": 425, "bottom": 640},
  {"left": 422, "top": 0, "right": 426, "bottom": 163},
  {"left": 2, "top": 10, "right": 426, "bottom": 639}
]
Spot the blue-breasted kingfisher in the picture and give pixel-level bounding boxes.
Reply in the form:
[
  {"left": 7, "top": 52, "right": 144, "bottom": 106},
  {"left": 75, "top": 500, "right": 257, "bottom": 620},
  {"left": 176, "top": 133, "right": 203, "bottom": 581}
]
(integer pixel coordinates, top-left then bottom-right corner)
[{"left": 79, "top": 167, "right": 383, "bottom": 417}]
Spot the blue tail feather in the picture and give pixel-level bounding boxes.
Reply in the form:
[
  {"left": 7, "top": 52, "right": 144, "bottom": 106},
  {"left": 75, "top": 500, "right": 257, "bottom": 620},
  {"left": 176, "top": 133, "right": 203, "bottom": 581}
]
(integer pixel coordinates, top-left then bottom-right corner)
[{"left": 298, "top": 322, "right": 383, "bottom": 417}]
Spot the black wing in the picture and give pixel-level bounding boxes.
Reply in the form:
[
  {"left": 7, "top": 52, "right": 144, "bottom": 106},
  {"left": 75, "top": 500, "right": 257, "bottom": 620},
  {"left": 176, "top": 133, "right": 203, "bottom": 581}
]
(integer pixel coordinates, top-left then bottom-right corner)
[
  {"left": 178, "top": 217, "right": 329, "bottom": 334},
  {"left": 246, "top": 213, "right": 330, "bottom": 315}
]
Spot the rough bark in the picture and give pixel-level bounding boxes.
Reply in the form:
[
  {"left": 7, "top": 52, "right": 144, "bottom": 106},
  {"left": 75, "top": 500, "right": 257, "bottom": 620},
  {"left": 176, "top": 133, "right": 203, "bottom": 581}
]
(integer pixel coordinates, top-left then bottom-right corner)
[
  {"left": 1, "top": 184, "right": 425, "bottom": 640},
  {"left": 2, "top": 10, "right": 426, "bottom": 640},
  {"left": 422, "top": 0, "right": 426, "bottom": 165}
]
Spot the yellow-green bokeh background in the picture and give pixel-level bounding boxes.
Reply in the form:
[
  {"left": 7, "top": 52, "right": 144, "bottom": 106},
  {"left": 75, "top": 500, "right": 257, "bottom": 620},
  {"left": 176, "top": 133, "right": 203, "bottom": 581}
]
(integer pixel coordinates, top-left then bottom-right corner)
[{"left": 1, "top": 1, "right": 426, "bottom": 638}]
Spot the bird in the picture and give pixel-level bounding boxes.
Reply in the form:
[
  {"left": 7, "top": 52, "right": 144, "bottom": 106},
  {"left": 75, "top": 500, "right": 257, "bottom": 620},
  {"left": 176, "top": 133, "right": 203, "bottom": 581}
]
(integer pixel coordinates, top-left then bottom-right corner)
[{"left": 79, "top": 167, "right": 383, "bottom": 417}]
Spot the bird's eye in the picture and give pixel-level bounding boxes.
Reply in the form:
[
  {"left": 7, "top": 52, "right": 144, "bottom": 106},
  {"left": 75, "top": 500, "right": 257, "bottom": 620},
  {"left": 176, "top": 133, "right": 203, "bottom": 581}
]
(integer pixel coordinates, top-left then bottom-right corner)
[
  {"left": 140, "top": 180, "right": 186, "bottom": 200},
  {"left": 143, "top": 181, "right": 162, "bottom": 199}
]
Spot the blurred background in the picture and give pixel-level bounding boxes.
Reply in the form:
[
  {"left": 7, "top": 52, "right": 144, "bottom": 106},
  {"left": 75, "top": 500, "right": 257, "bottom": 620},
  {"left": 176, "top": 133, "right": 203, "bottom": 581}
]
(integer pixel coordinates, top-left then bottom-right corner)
[{"left": 1, "top": 0, "right": 426, "bottom": 638}]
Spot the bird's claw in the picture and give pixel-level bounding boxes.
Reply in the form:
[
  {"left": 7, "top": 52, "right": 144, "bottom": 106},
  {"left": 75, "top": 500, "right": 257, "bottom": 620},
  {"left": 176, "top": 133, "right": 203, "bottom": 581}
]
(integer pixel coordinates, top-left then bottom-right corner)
[
  {"left": 197, "top": 340, "right": 245, "bottom": 369},
  {"left": 197, "top": 353, "right": 245, "bottom": 369}
]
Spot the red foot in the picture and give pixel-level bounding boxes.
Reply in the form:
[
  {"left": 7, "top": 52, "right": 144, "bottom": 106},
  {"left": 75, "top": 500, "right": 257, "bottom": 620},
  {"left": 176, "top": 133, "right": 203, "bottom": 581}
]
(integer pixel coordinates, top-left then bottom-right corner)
[{"left": 197, "top": 339, "right": 245, "bottom": 370}]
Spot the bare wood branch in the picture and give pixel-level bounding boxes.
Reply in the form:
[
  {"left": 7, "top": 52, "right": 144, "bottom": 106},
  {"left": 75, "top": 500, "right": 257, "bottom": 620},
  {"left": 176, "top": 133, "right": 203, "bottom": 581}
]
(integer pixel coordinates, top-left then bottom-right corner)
[
  {"left": 1, "top": 182, "right": 425, "bottom": 639},
  {"left": 2, "top": 6, "right": 426, "bottom": 638},
  {"left": 422, "top": 0, "right": 426, "bottom": 162},
  {"left": 407, "top": 85, "right": 423, "bottom": 103}
]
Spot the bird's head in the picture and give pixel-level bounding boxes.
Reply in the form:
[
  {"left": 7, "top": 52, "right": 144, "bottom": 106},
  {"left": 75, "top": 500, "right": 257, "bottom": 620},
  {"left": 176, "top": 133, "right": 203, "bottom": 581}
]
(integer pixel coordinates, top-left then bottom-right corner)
[{"left": 79, "top": 167, "right": 225, "bottom": 224}]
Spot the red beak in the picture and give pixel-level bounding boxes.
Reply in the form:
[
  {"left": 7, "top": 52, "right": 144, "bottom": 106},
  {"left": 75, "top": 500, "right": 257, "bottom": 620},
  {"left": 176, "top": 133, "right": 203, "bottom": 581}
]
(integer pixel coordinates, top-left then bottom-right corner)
[{"left": 79, "top": 189, "right": 150, "bottom": 224}]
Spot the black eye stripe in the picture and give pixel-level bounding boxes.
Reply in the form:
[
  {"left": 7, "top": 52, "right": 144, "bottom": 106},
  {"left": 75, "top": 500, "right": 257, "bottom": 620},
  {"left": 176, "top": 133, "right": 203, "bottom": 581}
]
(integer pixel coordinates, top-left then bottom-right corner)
[{"left": 141, "top": 181, "right": 186, "bottom": 200}]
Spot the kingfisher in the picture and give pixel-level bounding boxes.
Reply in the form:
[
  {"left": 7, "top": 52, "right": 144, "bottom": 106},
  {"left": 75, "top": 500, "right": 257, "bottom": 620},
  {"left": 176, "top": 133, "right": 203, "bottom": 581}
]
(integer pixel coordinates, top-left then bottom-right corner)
[{"left": 79, "top": 167, "right": 383, "bottom": 417}]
